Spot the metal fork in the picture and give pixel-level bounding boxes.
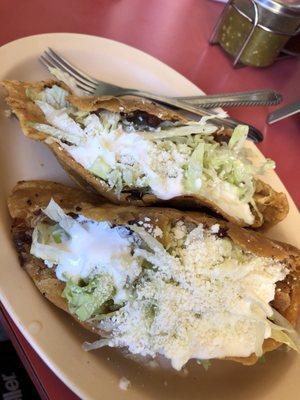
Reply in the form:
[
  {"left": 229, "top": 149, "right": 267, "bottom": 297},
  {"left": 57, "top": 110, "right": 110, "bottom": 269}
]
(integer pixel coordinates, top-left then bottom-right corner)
[
  {"left": 178, "top": 90, "right": 282, "bottom": 108},
  {"left": 40, "top": 49, "right": 281, "bottom": 109},
  {"left": 40, "top": 48, "right": 263, "bottom": 142}
]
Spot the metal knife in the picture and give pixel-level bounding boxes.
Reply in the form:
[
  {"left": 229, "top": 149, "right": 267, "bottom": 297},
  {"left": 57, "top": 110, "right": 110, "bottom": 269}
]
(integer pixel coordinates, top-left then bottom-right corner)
[{"left": 267, "top": 100, "right": 300, "bottom": 124}]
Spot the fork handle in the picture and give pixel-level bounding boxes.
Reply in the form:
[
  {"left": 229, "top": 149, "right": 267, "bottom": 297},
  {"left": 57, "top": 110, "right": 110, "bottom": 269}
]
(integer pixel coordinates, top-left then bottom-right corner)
[
  {"left": 125, "top": 90, "right": 263, "bottom": 142},
  {"left": 175, "top": 89, "right": 282, "bottom": 108},
  {"left": 127, "top": 89, "right": 227, "bottom": 117}
]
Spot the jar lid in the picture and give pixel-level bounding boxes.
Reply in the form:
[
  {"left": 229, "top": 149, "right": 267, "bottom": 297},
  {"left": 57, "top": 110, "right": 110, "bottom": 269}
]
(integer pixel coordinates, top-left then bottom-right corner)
[
  {"left": 231, "top": 0, "right": 300, "bottom": 34},
  {"left": 256, "top": 0, "right": 300, "bottom": 16}
]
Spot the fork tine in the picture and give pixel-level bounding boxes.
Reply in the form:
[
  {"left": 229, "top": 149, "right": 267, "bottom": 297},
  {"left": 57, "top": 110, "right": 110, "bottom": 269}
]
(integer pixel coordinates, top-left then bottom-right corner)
[
  {"left": 76, "top": 84, "right": 94, "bottom": 94},
  {"left": 40, "top": 55, "right": 94, "bottom": 94},
  {"left": 47, "top": 48, "right": 99, "bottom": 87},
  {"left": 43, "top": 51, "right": 96, "bottom": 90},
  {"left": 40, "top": 55, "right": 56, "bottom": 69}
]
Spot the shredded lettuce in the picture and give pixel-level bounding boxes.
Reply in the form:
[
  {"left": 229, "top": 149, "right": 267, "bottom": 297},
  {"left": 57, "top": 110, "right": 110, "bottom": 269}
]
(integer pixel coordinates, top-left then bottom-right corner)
[
  {"left": 99, "top": 110, "right": 120, "bottom": 132},
  {"left": 89, "top": 156, "right": 112, "bottom": 180},
  {"left": 31, "top": 199, "right": 89, "bottom": 272},
  {"left": 256, "top": 158, "right": 276, "bottom": 175},
  {"left": 26, "top": 87, "right": 43, "bottom": 102},
  {"left": 202, "top": 141, "right": 256, "bottom": 203},
  {"left": 83, "top": 113, "right": 104, "bottom": 134},
  {"left": 258, "top": 355, "right": 266, "bottom": 364},
  {"left": 131, "top": 225, "right": 166, "bottom": 254},
  {"left": 137, "top": 124, "right": 217, "bottom": 140},
  {"left": 107, "top": 169, "right": 123, "bottom": 197},
  {"left": 270, "top": 326, "right": 300, "bottom": 352},
  {"left": 122, "top": 168, "right": 135, "bottom": 187},
  {"left": 63, "top": 275, "right": 115, "bottom": 321},
  {"left": 30, "top": 224, "right": 64, "bottom": 266},
  {"left": 28, "top": 84, "right": 86, "bottom": 145},
  {"left": 74, "top": 110, "right": 91, "bottom": 125},
  {"left": 43, "top": 199, "right": 87, "bottom": 237},
  {"left": 43, "top": 85, "right": 69, "bottom": 109},
  {"left": 30, "top": 122, "right": 84, "bottom": 145},
  {"left": 131, "top": 225, "right": 178, "bottom": 280},
  {"left": 83, "top": 338, "right": 111, "bottom": 351},
  {"left": 45, "top": 223, "right": 69, "bottom": 244},
  {"left": 35, "top": 100, "right": 84, "bottom": 137},
  {"left": 197, "top": 359, "right": 212, "bottom": 370},
  {"left": 30, "top": 80, "right": 276, "bottom": 223},
  {"left": 228, "top": 125, "right": 248, "bottom": 153},
  {"left": 269, "top": 308, "right": 300, "bottom": 353},
  {"left": 28, "top": 200, "right": 295, "bottom": 367},
  {"left": 200, "top": 110, "right": 228, "bottom": 123},
  {"left": 185, "top": 142, "right": 204, "bottom": 192},
  {"left": 48, "top": 67, "right": 86, "bottom": 96},
  {"left": 26, "top": 84, "right": 69, "bottom": 109}
]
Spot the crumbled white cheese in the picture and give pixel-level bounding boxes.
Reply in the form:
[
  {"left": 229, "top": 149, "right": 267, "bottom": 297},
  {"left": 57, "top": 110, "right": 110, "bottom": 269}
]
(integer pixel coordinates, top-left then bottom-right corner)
[
  {"left": 173, "top": 221, "right": 187, "bottom": 240},
  {"left": 63, "top": 124, "right": 187, "bottom": 200},
  {"left": 119, "top": 377, "right": 130, "bottom": 391},
  {"left": 33, "top": 87, "right": 258, "bottom": 224},
  {"left": 147, "top": 360, "right": 159, "bottom": 369},
  {"left": 210, "top": 224, "right": 220, "bottom": 234},
  {"left": 136, "top": 220, "right": 163, "bottom": 238},
  {"left": 33, "top": 203, "right": 288, "bottom": 370},
  {"left": 100, "top": 223, "right": 287, "bottom": 370},
  {"left": 3, "top": 109, "right": 12, "bottom": 118},
  {"left": 153, "top": 226, "right": 163, "bottom": 238}
]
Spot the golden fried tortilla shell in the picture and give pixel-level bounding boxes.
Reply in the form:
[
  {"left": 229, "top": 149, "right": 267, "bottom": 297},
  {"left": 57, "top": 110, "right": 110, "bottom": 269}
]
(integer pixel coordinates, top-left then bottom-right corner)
[
  {"left": 8, "top": 180, "right": 300, "bottom": 366},
  {"left": 1, "top": 79, "right": 289, "bottom": 227}
]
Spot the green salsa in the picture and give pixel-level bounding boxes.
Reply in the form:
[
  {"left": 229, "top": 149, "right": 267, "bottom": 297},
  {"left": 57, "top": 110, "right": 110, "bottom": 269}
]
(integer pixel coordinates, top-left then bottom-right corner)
[{"left": 217, "top": 4, "right": 289, "bottom": 67}]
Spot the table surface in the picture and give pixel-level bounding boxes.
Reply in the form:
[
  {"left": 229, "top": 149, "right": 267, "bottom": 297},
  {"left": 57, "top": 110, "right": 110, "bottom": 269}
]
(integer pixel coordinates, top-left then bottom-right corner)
[{"left": 0, "top": 0, "right": 299, "bottom": 399}]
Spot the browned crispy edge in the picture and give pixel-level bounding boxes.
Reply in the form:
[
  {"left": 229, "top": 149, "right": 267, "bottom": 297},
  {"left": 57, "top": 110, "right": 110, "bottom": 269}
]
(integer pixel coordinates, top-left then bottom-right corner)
[
  {"left": 8, "top": 180, "right": 300, "bottom": 366},
  {"left": 1, "top": 79, "right": 289, "bottom": 228}
]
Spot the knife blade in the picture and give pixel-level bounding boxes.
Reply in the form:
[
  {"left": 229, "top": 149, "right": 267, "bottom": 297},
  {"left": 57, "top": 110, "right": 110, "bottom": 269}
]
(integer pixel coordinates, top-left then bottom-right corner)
[{"left": 267, "top": 100, "right": 300, "bottom": 124}]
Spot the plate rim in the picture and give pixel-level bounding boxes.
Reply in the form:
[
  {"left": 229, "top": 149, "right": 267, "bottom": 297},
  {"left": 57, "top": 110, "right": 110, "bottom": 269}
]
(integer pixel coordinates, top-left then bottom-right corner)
[
  {"left": 0, "top": 32, "right": 299, "bottom": 400},
  {"left": 0, "top": 32, "right": 206, "bottom": 400}
]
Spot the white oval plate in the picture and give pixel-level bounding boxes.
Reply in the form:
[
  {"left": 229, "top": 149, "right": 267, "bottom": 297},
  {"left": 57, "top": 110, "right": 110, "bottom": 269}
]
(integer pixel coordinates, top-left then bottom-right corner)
[{"left": 0, "top": 33, "right": 299, "bottom": 400}]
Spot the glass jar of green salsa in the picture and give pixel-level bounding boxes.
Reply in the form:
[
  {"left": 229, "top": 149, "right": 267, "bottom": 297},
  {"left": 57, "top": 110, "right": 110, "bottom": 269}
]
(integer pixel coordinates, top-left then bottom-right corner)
[{"left": 210, "top": 0, "right": 300, "bottom": 67}]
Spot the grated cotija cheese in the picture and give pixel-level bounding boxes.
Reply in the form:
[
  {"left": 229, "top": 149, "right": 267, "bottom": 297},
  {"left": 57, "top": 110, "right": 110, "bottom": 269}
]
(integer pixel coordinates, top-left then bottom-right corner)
[
  {"left": 98, "top": 222, "right": 287, "bottom": 370},
  {"left": 119, "top": 376, "right": 130, "bottom": 391},
  {"left": 29, "top": 83, "right": 278, "bottom": 225},
  {"left": 30, "top": 201, "right": 290, "bottom": 370}
]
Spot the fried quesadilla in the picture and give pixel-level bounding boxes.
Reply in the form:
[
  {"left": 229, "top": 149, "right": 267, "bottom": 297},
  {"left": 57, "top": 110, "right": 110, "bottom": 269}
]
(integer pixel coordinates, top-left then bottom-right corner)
[
  {"left": 1, "top": 79, "right": 288, "bottom": 227},
  {"left": 8, "top": 180, "right": 300, "bottom": 370}
]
